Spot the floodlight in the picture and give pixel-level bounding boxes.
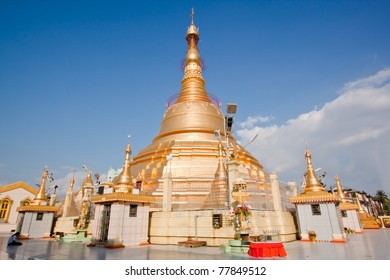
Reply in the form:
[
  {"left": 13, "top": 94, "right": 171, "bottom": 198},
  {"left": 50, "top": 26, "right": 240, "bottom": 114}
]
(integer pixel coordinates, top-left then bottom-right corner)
[{"left": 226, "top": 103, "right": 237, "bottom": 115}]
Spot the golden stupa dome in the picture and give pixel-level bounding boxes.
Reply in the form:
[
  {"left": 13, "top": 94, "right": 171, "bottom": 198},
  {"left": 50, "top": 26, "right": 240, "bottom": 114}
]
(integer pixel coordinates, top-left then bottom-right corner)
[{"left": 131, "top": 10, "right": 267, "bottom": 211}]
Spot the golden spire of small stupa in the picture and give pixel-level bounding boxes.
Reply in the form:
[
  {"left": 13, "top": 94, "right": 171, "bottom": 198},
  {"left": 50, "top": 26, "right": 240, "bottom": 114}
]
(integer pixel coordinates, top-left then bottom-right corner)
[
  {"left": 69, "top": 174, "right": 75, "bottom": 193},
  {"left": 176, "top": 8, "right": 210, "bottom": 104},
  {"left": 33, "top": 166, "right": 48, "bottom": 205},
  {"left": 113, "top": 142, "right": 133, "bottom": 193},
  {"left": 303, "top": 147, "right": 326, "bottom": 193},
  {"left": 335, "top": 175, "right": 347, "bottom": 203},
  {"left": 214, "top": 142, "right": 227, "bottom": 179},
  {"left": 81, "top": 171, "right": 94, "bottom": 194},
  {"left": 355, "top": 193, "right": 366, "bottom": 214}
]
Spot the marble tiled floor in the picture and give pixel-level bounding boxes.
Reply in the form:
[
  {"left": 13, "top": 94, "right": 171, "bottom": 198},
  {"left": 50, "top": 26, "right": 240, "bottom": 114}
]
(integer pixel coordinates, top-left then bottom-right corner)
[{"left": 1, "top": 229, "right": 389, "bottom": 260}]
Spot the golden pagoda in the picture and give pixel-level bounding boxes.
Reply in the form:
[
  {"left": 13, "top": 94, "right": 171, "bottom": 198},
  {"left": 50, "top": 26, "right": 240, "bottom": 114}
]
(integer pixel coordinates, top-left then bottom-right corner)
[{"left": 131, "top": 9, "right": 270, "bottom": 211}]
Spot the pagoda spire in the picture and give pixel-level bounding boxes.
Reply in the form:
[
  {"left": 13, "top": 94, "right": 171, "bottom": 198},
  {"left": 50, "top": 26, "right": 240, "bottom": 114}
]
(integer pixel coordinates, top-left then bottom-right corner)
[
  {"left": 355, "top": 193, "right": 366, "bottom": 214},
  {"left": 303, "top": 147, "right": 325, "bottom": 193},
  {"left": 81, "top": 171, "right": 93, "bottom": 196},
  {"left": 69, "top": 174, "right": 75, "bottom": 193},
  {"left": 335, "top": 175, "right": 347, "bottom": 203},
  {"left": 33, "top": 166, "right": 48, "bottom": 205},
  {"left": 176, "top": 8, "right": 211, "bottom": 104},
  {"left": 113, "top": 143, "right": 133, "bottom": 193},
  {"left": 214, "top": 142, "right": 227, "bottom": 179}
]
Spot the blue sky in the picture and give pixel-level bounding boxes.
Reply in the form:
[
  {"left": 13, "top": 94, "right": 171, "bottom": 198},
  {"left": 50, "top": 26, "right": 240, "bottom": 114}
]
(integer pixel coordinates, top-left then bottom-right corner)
[{"left": 1, "top": 0, "right": 389, "bottom": 198}]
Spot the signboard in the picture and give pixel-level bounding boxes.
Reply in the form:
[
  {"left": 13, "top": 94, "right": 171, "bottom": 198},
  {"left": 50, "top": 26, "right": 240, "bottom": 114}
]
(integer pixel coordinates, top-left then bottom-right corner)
[
  {"left": 212, "top": 214, "right": 222, "bottom": 228},
  {"left": 129, "top": 204, "right": 138, "bottom": 217}
]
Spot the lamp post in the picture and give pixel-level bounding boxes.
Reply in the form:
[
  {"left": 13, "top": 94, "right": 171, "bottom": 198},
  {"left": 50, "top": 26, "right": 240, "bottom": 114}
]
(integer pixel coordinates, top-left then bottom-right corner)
[
  {"left": 214, "top": 103, "right": 239, "bottom": 207},
  {"left": 225, "top": 103, "right": 237, "bottom": 158}
]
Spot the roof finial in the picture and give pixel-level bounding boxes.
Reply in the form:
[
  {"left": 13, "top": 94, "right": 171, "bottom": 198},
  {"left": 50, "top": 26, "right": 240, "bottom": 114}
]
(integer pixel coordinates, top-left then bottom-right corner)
[
  {"left": 191, "top": 8, "right": 195, "bottom": 25},
  {"left": 126, "top": 134, "right": 132, "bottom": 157}
]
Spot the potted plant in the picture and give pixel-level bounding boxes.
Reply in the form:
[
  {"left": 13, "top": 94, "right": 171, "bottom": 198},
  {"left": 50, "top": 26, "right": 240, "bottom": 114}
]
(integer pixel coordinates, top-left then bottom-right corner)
[{"left": 308, "top": 231, "right": 316, "bottom": 242}]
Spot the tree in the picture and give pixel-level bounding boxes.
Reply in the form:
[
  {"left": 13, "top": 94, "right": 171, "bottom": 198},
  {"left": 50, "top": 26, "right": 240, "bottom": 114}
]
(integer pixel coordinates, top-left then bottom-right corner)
[{"left": 374, "top": 190, "right": 390, "bottom": 215}]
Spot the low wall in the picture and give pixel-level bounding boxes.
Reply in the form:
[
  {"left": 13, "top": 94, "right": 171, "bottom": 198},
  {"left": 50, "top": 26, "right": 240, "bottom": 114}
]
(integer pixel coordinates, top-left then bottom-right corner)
[{"left": 149, "top": 210, "right": 296, "bottom": 246}]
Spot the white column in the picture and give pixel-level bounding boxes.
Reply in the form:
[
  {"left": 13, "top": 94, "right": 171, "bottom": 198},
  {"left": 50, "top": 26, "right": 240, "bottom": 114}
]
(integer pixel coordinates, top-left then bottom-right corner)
[
  {"left": 270, "top": 172, "right": 282, "bottom": 211},
  {"left": 226, "top": 160, "right": 240, "bottom": 206},
  {"left": 288, "top": 181, "right": 298, "bottom": 197},
  {"left": 50, "top": 194, "right": 57, "bottom": 206},
  {"left": 162, "top": 165, "right": 173, "bottom": 212},
  {"left": 62, "top": 192, "right": 72, "bottom": 217}
]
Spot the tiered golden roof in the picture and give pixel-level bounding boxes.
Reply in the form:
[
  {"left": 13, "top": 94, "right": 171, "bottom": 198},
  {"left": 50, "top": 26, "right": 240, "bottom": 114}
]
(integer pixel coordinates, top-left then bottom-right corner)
[{"left": 290, "top": 148, "right": 340, "bottom": 204}]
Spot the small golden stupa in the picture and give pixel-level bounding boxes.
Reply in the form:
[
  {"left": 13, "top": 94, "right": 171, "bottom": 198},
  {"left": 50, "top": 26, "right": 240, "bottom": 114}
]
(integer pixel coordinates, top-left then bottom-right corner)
[
  {"left": 290, "top": 148, "right": 340, "bottom": 204},
  {"left": 131, "top": 9, "right": 271, "bottom": 211},
  {"left": 335, "top": 175, "right": 358, "bottom": 212},
  {"left": 17, "top": 167, "right": 59, "bottom": 238},
  {"left": 289, "top": 147, "right": 346, "bottom": 242},
  {"left": 355, "top": 193, "right": 380, "bottom": 229}
]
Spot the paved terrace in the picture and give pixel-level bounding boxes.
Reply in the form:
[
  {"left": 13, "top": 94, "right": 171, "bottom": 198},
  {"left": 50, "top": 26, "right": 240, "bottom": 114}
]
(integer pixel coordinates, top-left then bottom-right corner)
[{"left": 0, "top": 229, "right": 389, "bottom": 260}]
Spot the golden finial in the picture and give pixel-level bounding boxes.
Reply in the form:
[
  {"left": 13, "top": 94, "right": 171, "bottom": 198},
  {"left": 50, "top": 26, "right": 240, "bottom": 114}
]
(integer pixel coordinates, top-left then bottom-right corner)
[
  {"left": 81, "top": 166, "right": 94, "bottom": 193},
  {"left": 126, "top": 134, "right": 132, "bottom": 157},
  {"left": 214, "top": 142, "right": 227, "bottom": 179},
  {"left": 335, "top": 175, "right": 347, "bottom": 203},
  {"left": 112, "top": 141, "right": 134, "bottom": 193},
  {"left": 303, "top": 146, "right": 325, "bottom": 193},
  {"left": 355, "top": 193, "right": 366, "bottom": 213},
  {"left": 69, "top": 173, "right": 75, "bottom": 192},
  {"left": 191, "top": 8, "right": 194, "bottom": 25},
  {"left": 33, "top": 166, "right": 48, "bottom": 205}
]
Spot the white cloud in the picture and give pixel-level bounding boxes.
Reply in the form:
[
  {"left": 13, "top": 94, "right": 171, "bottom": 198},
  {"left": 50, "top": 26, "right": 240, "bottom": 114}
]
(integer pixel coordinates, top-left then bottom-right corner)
[
  {"left": 239, "top": 115, "right": 274, "bottom": 129},
  {"left": 236, "top": 68, "right": 390, "bottom": 195},
  {"left": 342, "top": 68, "right": 390, "bottom": 92},
  {"left": 50, "top": 170, "right": 107, "bottom": 200}
]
